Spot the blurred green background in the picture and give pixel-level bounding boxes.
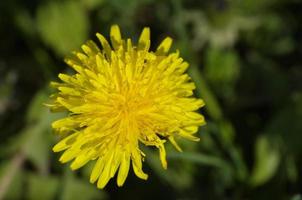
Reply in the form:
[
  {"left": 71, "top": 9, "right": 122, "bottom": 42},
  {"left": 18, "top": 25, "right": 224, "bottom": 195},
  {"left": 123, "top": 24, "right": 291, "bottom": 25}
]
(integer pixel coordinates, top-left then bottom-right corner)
[{"left": 0, "top": 0, "right": 302, "bottom": 199}]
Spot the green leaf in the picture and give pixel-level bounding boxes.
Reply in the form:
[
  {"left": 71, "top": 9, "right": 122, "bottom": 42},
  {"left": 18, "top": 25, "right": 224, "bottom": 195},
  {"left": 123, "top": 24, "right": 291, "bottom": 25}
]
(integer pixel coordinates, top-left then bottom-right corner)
[
  {"left": 26, "top": 90, "right": 49, "bottom": 123},
  {"left": 0, "top": 72, "right": 15, "bottom": 114},
  {"left": 291, "top": 194, "right": 302, "bottom": 200},
  {"left": 205, "top": 48, "right": 240, "bottom": 84},
  {"left": 0, "top": 160, "right": 24, "bottom": 200},
  {"left": 249, "top": 135, "right": 280, "bottom": 187},
  {"left": 80, "top": 0, "right": 105, "bottom": 10},
  {"left": 265, "top": 94, "right": 302, "bottom": 153},
  {"left": 145, "top": 148, "right": 194, "bottom": 190},
  {"left": 23, "top": 125, "right": 52, "bottom": 174},
  {"left": 14, "top": 9, "right": 36, "bottom": 37},
  {"left": 204, "top": 47, "right": 240, "bottom": 101},
  {"left": 23, "top": 90, "right": 64, "bottom": 173},
  {"left": 189, "top": 66, "right": 223, "bottom": 121},
  {"left": 36, "top": 1, "right": 89, "bottom": 55},
  {"left": 27, "top": 174, "right": 59, "bottom": 200},
  {"left": 218, "top": 120, "right": 235, "bottom": 145},
  {"left": 167, "top": 152, "right": 229, "bottom": 168},
  {"left": 61, "top": 171, "right": 106, "bottom": 200},
  {"left": 285, "top": 155, "right": 298, "bottom": 183}
]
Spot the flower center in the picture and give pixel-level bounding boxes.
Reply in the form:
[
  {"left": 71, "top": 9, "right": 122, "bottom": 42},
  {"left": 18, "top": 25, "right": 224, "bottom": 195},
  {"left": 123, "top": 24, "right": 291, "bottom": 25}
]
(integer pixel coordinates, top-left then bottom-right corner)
[{"left": 112, "top": 89, "right": 153, "bottom": 118}]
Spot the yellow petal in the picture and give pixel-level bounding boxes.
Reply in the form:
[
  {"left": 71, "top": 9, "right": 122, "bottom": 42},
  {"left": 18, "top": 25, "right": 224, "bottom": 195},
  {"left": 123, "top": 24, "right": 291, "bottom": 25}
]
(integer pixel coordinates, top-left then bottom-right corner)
[
  {"left": 76, "top": 52, "right": 88, "bottom": 63},
  {"left": 132, "top": 162, "right": 148, "bottom": 180},
  {"left": 58, "top": 87, "right": 81, "bottom": 96},
  {"left": 59, "top": 148, "right": 81, "bottom": 163},
  {"left": 90, "top": 157, "right": 105, "bottom": 183},
  {"left": 96, "top": 33, "right": 112, "bottom": 58},
  {"left": 168, "top": 136, "right": 182, "bottom": 152},
  {"left": 110, "top": 150, "right": 122, "bottom": 178},
  {"left": 52, "top": 132, "right": 79, "bottom": 152},
  {"left": 177, "top": 129, "right": 200, "bottom": 142},
  {"left": 131, "top": 149, "right": 148, "bottom": 180},
  {"left": 158, "top": 144, "right": 167, "bottom": 169},
  {"left": 52, "top": 117, "right": 78, "bottom": 130},
  {"left": 81, "top": 40, "right": 100, "bottom": 56},
  {"left": 58, "top": 73, "right": 73, "bottom": 84},
  {"left": 97, "top": 153, "right": 114, "bottom": 189},
  {"left": 156, "top": 37, "right": 172, "bottom": 55},
  {"left": 176, "top": 62, "right": 189, "bottom": 74},
  {"left": 138, "top": 27, "right": 150, "bottom": 51},
  {"left": 70, "top": 151, "right": 91, "bottom": 170},
  {"left": 183, "top": 126, "right": 199, "bottom": 134},
  {"left": 117, "top": 152, "right": 130, "bottom": 187},
  {"left": 127, "top": 38, "right": 133, "bottom": 53},
  {"left": 110, "top": 24, "right": 122, "bottom": 50},
  {"left": 184, "top": 112, "right": 206, "bottom": 126}
]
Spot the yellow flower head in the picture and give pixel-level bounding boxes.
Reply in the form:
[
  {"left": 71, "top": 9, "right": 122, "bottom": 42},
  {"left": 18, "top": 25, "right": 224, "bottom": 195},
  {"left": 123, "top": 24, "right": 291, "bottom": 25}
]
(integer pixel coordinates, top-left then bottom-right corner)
[{"left": 48, "top": 25, "right": 205, "bottom": 189}]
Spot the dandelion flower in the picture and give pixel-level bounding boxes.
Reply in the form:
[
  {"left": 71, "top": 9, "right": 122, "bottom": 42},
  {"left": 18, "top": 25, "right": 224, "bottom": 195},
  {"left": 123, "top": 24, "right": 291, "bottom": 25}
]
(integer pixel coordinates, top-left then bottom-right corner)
[{"left": 47, "top": 25, "right": 205, "bottom": 188}]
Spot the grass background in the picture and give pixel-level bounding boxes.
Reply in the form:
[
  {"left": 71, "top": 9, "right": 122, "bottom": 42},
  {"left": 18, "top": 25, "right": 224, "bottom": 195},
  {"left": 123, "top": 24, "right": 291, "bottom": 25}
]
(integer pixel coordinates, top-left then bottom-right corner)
[{"left": 0, "top": 0, "right": 302, "bottom": 199}]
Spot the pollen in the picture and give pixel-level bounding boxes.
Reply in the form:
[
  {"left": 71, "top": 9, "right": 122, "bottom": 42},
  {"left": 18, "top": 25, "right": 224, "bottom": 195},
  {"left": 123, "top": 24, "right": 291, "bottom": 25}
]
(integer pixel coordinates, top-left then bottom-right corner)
[{"left": 47, "top": 25, "right": 206, "bottom": 189}]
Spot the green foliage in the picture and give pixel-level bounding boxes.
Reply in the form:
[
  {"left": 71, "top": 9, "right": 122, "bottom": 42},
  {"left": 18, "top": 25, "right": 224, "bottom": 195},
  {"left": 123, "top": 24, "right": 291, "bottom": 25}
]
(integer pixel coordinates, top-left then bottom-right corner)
[
  {"left": 23, "top": 91, "right": 61, "bottom": 173},
  {"left": 0, "top": 161, "right": 24, "bottom": 200},
  {"left": 36, "top": 1, "right": 89, "bottom": 55},
  {"left": 249, "top": 135, "right": 281, "bottom": 186},
  {"left": 61, "top": 171, "right": 106, "bottom": 200},
  {"left": 0, "top": 0, "right": 301, "bottom": 199},
  {"left": 27, "top": 174, "right": 59, "bottom": 200},
  {"left": 205, "top": 47, "right": 240, "bottom": 100}
]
